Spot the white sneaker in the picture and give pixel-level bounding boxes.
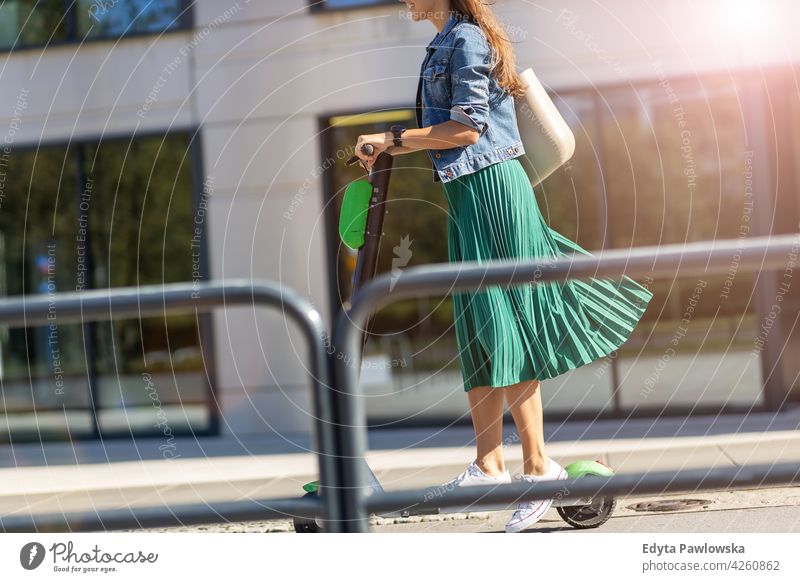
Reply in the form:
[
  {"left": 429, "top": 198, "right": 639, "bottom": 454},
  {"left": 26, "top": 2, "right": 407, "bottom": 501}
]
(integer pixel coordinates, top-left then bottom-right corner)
[
  {"left": 504, "top": 458, "right": 568, "bottom": 533},
  {"left": 434, "top": 460, "right": 512, "bottom": 511}
]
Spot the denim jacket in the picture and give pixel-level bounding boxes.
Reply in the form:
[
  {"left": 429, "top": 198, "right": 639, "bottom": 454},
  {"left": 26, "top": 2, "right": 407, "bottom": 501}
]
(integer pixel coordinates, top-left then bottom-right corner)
[{"left": 414, "top": 13, "right": 525, "bottom": 183}]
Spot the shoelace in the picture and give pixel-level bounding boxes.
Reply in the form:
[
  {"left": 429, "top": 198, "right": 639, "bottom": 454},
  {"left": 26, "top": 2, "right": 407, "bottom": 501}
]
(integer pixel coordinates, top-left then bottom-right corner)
[{"left": 513, "top": 473, "right": 543, "bottom": 512}]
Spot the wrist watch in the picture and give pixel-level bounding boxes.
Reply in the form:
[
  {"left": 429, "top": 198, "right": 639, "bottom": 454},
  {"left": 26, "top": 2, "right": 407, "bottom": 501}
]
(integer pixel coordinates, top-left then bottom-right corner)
[{"left": 390, "top": 125, "right": 407, "bottom": 148}]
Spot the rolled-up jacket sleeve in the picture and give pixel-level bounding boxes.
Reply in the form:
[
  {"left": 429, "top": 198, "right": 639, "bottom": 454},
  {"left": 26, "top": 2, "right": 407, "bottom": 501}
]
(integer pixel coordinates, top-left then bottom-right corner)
[{"left": 449, "top": 28, "right": 491, "bottom": 136}]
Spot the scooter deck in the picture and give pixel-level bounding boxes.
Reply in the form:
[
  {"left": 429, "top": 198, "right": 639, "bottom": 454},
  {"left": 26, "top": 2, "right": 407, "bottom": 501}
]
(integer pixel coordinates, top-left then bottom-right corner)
[{"left": 309, "top": 457, "right": 614, "bottom": 518}]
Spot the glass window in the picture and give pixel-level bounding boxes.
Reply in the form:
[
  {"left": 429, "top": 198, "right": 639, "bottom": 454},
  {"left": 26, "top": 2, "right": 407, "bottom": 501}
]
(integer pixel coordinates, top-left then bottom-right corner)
[
  {"left": 597, "top": 74, "right": 762, "bottom": 409},
  {"left": 80, "top": 134, "right": 207, "bottom": 436},
  {"left": 600, "top": 77, "right": 750, "bottom": 249},
  {"left": 0, "top": 0, "right": 66, "bottom": 49},
  {"left": 0, "top": 133, "right": 211, "bottom": 442},
  {"left": 0, "top": 146, "right": 92, "bottom": 439},
  {"left": 0, "top": 0, "right": 188, "bottom": 50},
  {"left": 598, "top": 76, "right": 756, "bottom": 315},
  {"left": 77, "top": 0, "right": 185, "bottom": 39},
  {"left": 318, "top": 0, "right": 393, "bottom": 9}
]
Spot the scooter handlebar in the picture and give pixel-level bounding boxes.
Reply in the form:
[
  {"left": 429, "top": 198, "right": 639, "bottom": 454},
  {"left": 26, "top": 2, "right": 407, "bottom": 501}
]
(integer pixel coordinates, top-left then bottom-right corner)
[{"left": 345, "top": 143, "right": 374, "bottom": 166}]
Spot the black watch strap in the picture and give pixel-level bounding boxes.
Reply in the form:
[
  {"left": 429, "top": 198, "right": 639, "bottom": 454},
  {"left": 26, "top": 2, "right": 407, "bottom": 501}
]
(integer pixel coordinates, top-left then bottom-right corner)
[{"left": 390, "top": 125, "right": 407, "bottom": 148}]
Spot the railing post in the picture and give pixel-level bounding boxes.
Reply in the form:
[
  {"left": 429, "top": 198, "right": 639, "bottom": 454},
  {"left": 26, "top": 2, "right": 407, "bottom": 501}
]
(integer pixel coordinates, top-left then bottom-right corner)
[
  {"left": 0, "top": 279, "right": 342, "bottom": 532},
  {"left": 329, "top": 310, "right": 372, "bottom": 533}
]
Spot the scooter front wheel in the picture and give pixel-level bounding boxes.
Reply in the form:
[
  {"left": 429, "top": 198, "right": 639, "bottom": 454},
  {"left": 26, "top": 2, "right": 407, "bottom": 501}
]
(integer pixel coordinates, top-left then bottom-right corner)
[
  {"left": 293, "top": 492, "right": 323, "bottom": 533},
  {"left": 556, "top": 496, "right": 616, "bottom": 529}
]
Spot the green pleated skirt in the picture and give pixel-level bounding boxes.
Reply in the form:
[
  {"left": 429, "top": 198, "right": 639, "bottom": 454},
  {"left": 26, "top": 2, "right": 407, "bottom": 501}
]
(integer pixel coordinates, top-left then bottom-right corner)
[{"left": 442, "top": 157, "right": 654, "bottom": 392}]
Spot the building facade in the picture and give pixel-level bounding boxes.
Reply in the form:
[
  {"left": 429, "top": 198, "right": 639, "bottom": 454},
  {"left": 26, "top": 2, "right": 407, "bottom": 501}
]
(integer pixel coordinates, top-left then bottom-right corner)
[{"left": 1, "top": 0, "right": 798, "bottom": 442}]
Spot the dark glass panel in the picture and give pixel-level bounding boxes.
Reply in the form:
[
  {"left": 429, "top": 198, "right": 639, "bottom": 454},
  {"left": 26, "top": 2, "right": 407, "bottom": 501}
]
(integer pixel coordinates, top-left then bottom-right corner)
[
  {"left": 0, "top": 0, "right": 66, "bottom": 49},
  {"left": 0, "top": 146, "right": 92, "bottom": 440},
  {"left": 77, "top": 0, "right": 184, "bottom": 39},
  {"left": 81, "top": 133, "right": 207, "bottom": 435}
]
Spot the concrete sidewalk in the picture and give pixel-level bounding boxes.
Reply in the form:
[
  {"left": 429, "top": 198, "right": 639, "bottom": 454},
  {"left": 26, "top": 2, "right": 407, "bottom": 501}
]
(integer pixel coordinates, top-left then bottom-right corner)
[
  {"left": 1, "top": 409, "right": 798, "bottom": 527},
  {"left": 366, "top": 486, "right": 800, "bottom": 533},
  {"left": 123, "top": 486, "right": 800, "bottom": 533}
]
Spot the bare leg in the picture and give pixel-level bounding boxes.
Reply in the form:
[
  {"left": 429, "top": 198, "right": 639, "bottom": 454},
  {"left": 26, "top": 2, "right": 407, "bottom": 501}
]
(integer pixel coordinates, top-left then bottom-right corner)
[
  {"left": 504, "top": 379, "right": 548, "bottom": 476},
  {"left": 466, "top": 385, "right": 507, "bottom": 476}
]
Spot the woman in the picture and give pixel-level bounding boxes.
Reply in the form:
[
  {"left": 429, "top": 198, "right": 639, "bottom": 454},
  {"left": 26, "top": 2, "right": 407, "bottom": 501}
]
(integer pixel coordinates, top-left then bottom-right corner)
[{"left": 355, "top": 0, "right": 653, "bottom": 533}]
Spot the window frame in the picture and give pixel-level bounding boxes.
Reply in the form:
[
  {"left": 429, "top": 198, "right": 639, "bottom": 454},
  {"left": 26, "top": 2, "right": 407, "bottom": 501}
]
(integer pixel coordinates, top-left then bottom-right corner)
[{"left": 0, "top": 0, "right": 194, "bottom": 53}]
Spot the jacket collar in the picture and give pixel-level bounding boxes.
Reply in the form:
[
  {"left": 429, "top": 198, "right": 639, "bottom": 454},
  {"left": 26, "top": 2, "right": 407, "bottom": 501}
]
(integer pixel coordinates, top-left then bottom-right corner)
[{"left": 427, "top": 12, "right": 460, "bottom": 50}]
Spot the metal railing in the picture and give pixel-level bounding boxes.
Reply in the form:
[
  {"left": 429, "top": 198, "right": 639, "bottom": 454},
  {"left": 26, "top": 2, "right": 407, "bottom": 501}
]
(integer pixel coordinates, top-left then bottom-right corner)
[
  {"left": 2, "top": 235, "right": 800, "bottom": 533},
  {"left": 329, "top": 233, "right": 800, "bottom": 532},
  {"left": 0, "top": 280, "right": 339, "bottom": 532}
]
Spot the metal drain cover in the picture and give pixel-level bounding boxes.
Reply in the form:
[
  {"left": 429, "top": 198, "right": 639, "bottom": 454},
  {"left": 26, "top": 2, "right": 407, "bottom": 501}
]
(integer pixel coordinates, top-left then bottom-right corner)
[{"left": 627, "top": 499, "right": 712, "bottom": 512}]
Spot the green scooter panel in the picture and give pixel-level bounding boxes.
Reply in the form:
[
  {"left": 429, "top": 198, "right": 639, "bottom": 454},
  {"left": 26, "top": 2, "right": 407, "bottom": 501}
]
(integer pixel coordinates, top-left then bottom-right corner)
[
  {"left": 338, "top": 180, "right": 372, "bottom": 250},
  {"left": 564, "top": 459, "right": 615, "bottom": 478}
]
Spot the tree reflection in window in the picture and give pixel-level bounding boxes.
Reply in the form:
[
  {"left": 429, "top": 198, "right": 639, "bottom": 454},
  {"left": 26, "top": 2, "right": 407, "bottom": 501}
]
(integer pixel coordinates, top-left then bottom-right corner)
[{"left": 78, "top": 0, "right": 185, "bottom": 39}]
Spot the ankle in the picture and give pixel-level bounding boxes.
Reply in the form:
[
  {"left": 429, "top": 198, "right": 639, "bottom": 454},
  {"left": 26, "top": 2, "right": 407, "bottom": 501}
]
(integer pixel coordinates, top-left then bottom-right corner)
[
  {"left": 522, "top": 456, "right": 548, "bottom": 477},
  {"left": 475, "top": 458, "right": 506, "bottom": 477}
]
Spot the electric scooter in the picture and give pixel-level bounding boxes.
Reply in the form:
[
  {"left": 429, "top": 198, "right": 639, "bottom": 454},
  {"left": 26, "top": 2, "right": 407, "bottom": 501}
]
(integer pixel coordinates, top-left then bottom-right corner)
[{"left": 293, "top": 143, "right": 616, "bottom": 532}]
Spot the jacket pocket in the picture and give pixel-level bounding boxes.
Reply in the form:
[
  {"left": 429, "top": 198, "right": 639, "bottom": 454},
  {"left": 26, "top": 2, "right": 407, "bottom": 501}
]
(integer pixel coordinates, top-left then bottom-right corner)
[
  {"left": 423, "top": 61, "right": 451, "bottom": 111},
  {"left": 423, "top": 62, "right": 448, "bottom": 80}
]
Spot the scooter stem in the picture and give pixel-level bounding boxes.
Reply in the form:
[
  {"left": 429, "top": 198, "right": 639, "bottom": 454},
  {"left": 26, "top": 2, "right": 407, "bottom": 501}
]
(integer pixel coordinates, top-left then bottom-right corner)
[{"left": 350, "top": 150, "right": 395, "bottom": 357}]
